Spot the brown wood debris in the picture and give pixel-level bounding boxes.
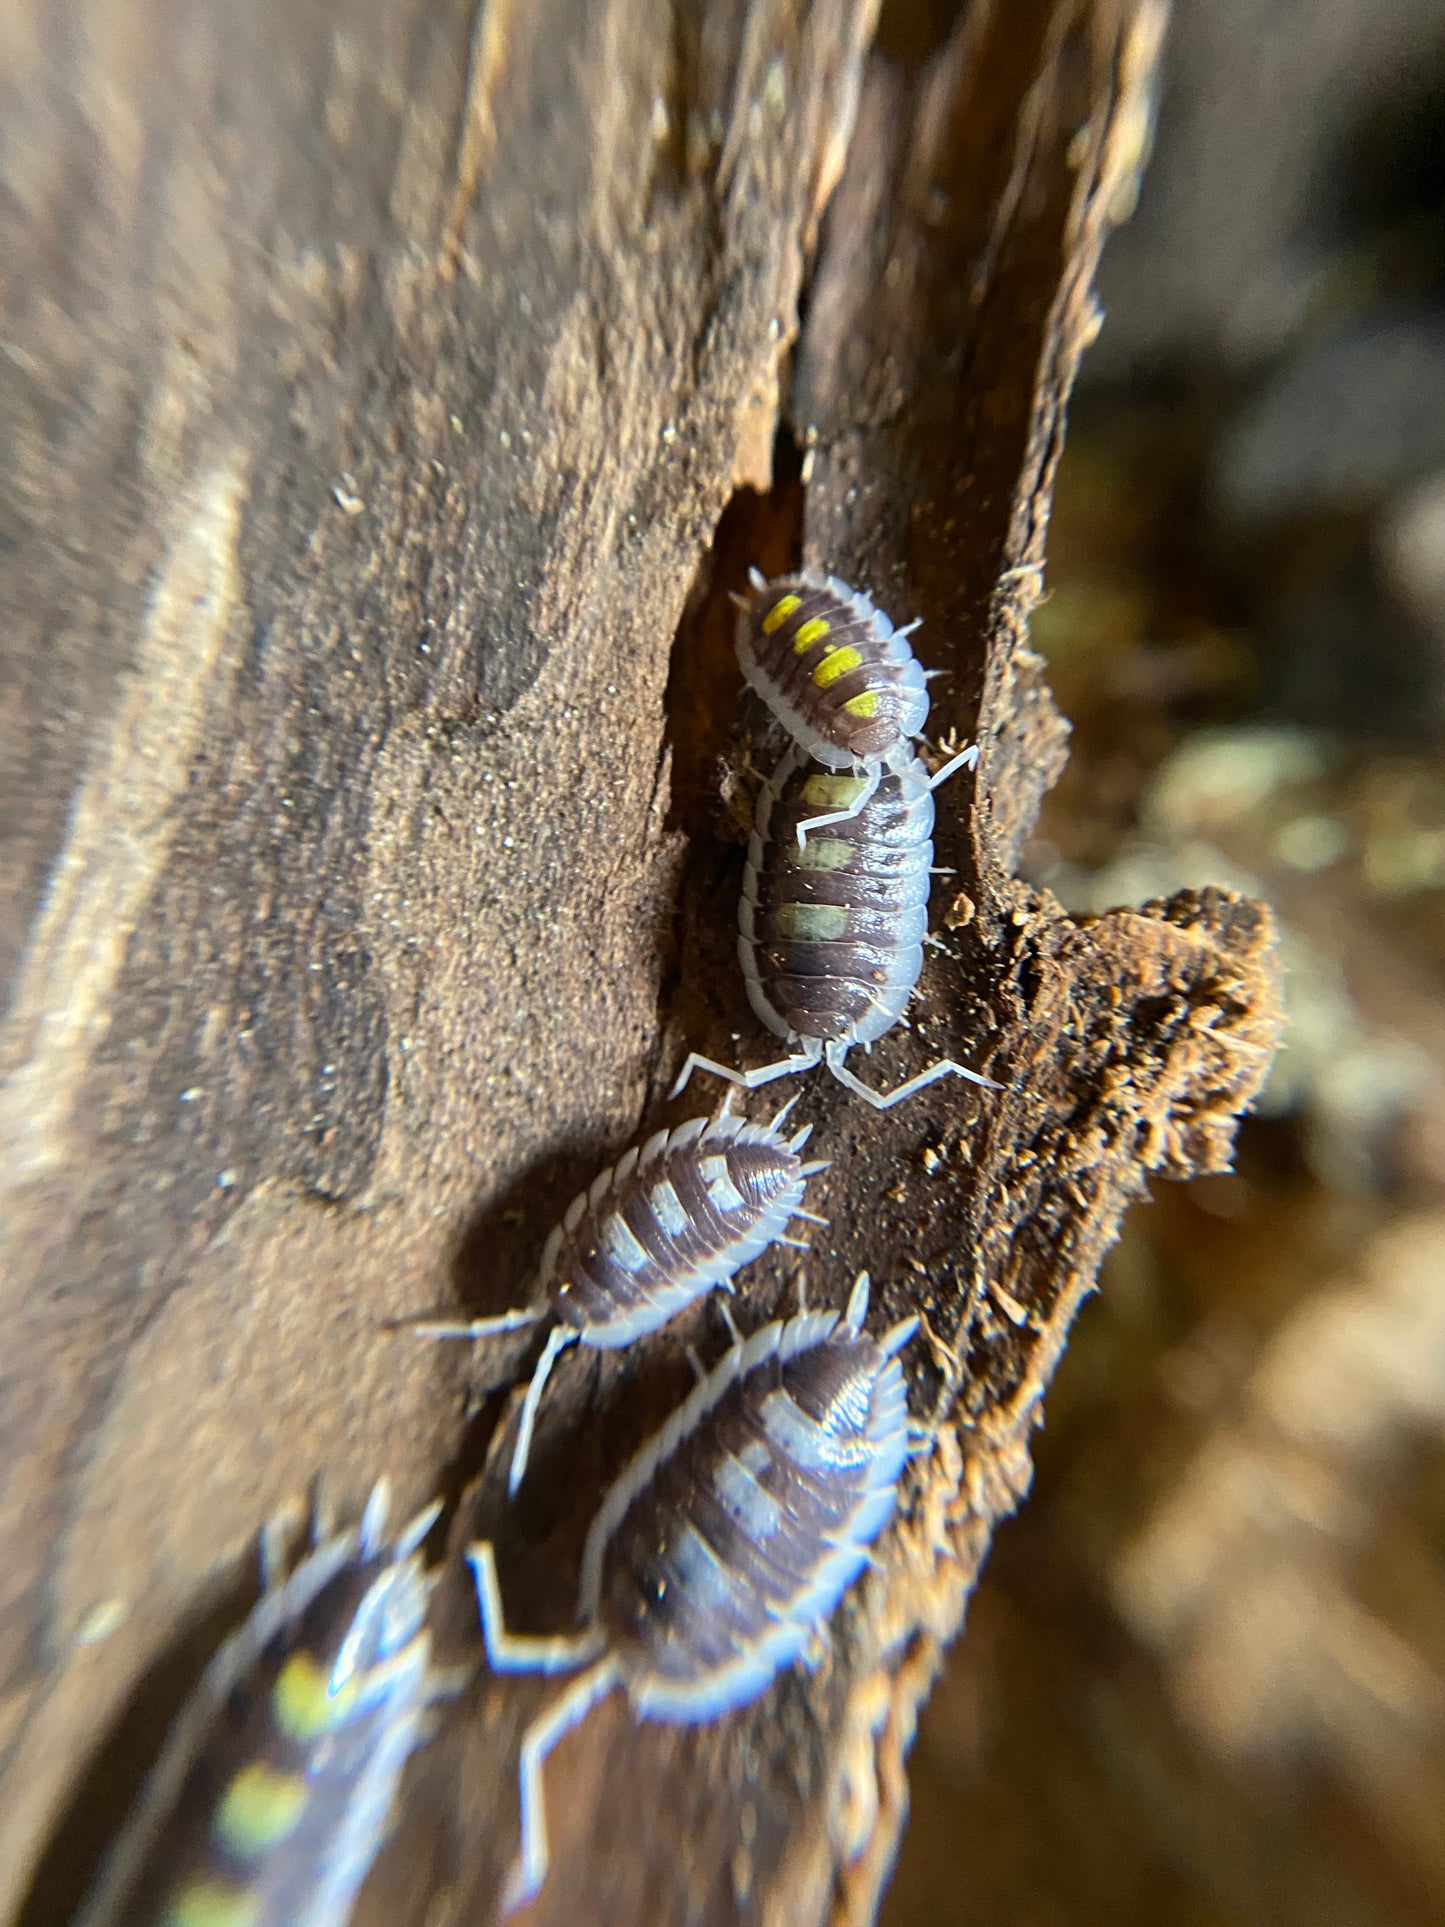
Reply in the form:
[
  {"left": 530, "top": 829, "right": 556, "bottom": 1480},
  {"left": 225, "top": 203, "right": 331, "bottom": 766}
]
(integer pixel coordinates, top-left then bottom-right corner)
[{"left": 0, "top": 2, "right": 1279, "bottom": 1924}]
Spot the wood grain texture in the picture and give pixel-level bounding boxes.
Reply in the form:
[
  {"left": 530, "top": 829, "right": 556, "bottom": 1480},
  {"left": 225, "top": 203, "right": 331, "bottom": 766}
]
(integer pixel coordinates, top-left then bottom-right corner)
[{"left": 0, "top": 1, "right": 1279, "bottom": 1924}]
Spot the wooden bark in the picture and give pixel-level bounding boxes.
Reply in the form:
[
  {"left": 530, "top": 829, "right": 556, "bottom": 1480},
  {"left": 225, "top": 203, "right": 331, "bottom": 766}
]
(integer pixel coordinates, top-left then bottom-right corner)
[{"left": 0, "top": 1, "right": 1280, "bottom": 1924}]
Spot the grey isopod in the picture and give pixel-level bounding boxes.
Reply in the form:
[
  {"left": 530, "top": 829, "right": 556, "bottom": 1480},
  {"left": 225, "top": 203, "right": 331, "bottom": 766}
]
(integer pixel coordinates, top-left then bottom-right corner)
[
  {"left": 469, "top": 1269, "right": 916, "bottom": 1909},
  {"left": 415, "top": 1099, "right": 827, "bottom": 1493},
  {"left": 671, "top": 743, "right": 999, "bottom": 1110},
  {"left": 74, "top": 1482, "right": 442, "bottom": 1927},
  {"left": 735, "top": 568, "right": 956, "bottom": 843}
]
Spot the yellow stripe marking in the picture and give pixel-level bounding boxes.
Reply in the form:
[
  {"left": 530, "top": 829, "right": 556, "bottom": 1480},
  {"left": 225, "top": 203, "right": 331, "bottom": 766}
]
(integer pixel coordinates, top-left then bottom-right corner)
[
  {"left": 796, "top": 837, "right": 855, "bottom": 873},
  {"left": 273, "top": 1650, "right": 356, "bottom": 1741},
  {"left": 843, "top": 689, "right": 880, "bottom": 718},
  {"left": 813, "top": 645, "right": 862, "bottom": 688},
  {"left": 775, "top": 902, "right": 850, "bottom": 940},
  {"left": 164, "top": 1878, "right": 263, "bottom": 1927},
  {"left": 791, "top": 616, "right": 831, "bottom": 652},
  {"left": 761, "top": 594, "right": 801, "bottom": 635},
  {"left": 801, "top": 774, "right": 870, "bottom": 809},
  {"left": 214, "top": 1763, "right": 309, "bottom": 1858}
]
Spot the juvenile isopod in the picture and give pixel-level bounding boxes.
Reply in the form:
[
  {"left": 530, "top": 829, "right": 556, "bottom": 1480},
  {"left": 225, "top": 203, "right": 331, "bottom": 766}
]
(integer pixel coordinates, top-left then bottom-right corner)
[
  {"left": 74, "top": 1482, "right": 442, "bottom": 1927},
  {"left": 735, "top": 568, "right": 968, "bottom": 843},
  {"left": 415, "top": 1098, "right": 827, "bottom": 1494},
  {"left": 470, "top": 1269, "right": 916, "bottom": 1908},
  {"left": 671, "top": 744, "right": 1000, "bottom": 1109}
]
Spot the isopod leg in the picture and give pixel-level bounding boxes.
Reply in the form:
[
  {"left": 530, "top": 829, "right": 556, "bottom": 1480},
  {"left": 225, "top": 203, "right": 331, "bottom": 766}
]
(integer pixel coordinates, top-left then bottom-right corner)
[
  {"left": 823, "top": 1042, "right": 1002, "bottom": 1109},
  {"left": 925, "top": 742, "right": 980, "bottom": 790},
  {"left": 793, "top": 762, "right": 881, "bottom": 849},
  {"left": 669, "top": 1047, "right": 818, "bottom": 1100},
  {"left": 411, "top": 1307, "right": 542, "bottom": 1341},
  {"left": 466, "top": 1544, "right": 604, "bottom": 1677},
  {"left": 502, "top": 1658, "right": 623, "bottom": 1912},
  {"left": 508, "top": 1326, "right": 580, "bottom": 1495}
]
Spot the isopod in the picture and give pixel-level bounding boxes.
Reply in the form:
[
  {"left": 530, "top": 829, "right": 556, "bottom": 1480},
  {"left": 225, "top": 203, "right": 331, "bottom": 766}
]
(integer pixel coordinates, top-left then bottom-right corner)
[
  {"left": 671, "top": 744, "right": 1000, "bottom": 1109},
  {"left": 470, "top": 1269, "right": 916, "bottom": 1909},
  {"left": 735, "top": 568, "right": 967, "bottom": 843},
  {"left": 415, "top": 1099, "right": 827, "bottom": 1494},
  {"left": 74, "top": 1482, "right": 442, "bottom": 1927}
]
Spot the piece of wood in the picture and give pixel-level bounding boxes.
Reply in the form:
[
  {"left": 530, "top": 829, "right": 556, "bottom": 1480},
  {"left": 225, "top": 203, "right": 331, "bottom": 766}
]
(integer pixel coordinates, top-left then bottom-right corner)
[{"left": 0, "top": 1, "right": 1278, "bottom": 1923}]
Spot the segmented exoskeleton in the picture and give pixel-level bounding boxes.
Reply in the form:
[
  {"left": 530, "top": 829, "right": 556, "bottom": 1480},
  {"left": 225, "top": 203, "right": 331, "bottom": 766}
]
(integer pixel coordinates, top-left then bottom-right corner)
[
  {"left": 75, "top": 1483, "right": 441, "bottom": 1927},
  {"left": 735, "top": 569, "right": 966, "bottom": 844},
  {"left": 416, "top": 1099, "right": 826, "bottom": 1493},
  {"left": 470, "top": 1270, "right": 916, "bottom": 1909},
  {"left": 671, "top": 745, "right": 999, "bottom": 1109}
]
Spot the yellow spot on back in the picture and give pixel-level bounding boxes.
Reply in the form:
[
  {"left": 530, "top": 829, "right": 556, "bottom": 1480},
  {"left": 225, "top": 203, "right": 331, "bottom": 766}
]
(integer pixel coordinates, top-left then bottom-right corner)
[
  {"left": 775, "top": 902, "right": 850, "bottom": 941},
  {"left": 812, "top": 645, "right": 862, "bottom": 689},
  {"left": 761, "top": 594, "right": 801, "bottom": 635},
  {"left": 273, "top": 1650, "right": 355, "bottom": 1742},
  {"left": 164, "top": 1878, "right": 262, "bottom": 1927},
  {"left": 796, "top": 837, "right": 855, "bottom": 873},
  {"left": 801, "top": 774, "right": 870, "bottom": 809},
  {"left": 843, "top": 690, "right": 880, "bottom": 718},
  {"left": 791, "top": 616, "right": 831, "bottom": 652},
  {"left": 214, "top": 1763, "right": 309, "bottom": 1858}
]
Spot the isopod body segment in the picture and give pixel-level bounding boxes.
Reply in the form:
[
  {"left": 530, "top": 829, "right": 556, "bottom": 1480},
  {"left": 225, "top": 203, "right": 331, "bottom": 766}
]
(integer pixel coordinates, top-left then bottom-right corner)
[
  {"left": 415, "top": 1102, "right": 827, "bottom": 1493},
  {"left": 743, "top": 747, "right": 938, "bottom": 1049},
  {"left": 74, "top": 1483, "right": 441, "bottom": 1927},
  {"left": 670, "top": 745, "right": 999, "bottom": 1110},
  {"left": 470, "top": 1270, "right": 917, "bottom": 1909}
]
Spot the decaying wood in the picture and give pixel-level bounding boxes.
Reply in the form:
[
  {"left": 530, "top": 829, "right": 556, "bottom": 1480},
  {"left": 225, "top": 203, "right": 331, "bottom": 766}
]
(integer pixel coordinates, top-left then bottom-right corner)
[{"left": 0, "top": 1, "right": 1278, "bottom": 1924}]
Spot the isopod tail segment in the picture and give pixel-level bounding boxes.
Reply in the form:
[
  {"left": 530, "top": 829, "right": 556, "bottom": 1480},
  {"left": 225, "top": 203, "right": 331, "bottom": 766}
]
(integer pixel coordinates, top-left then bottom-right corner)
[
  {"left": 469, "top": 1270, "right": 916, "bottom": 1913},
  {"left": 413, "top": 1096, "right": 828, "bottom": 1495}
]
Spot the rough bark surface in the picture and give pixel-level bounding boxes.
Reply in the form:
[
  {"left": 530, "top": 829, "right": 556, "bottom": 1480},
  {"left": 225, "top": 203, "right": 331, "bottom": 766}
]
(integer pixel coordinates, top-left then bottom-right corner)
[{"left": 1, "top": 2, "right": 1278, "bottom": 1924}]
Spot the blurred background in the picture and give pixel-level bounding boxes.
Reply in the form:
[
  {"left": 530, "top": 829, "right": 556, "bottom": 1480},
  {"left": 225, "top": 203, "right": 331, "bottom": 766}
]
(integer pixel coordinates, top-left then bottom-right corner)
[{"left": 886, "top": 1, "right": 1445, "bottom": 1922}]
